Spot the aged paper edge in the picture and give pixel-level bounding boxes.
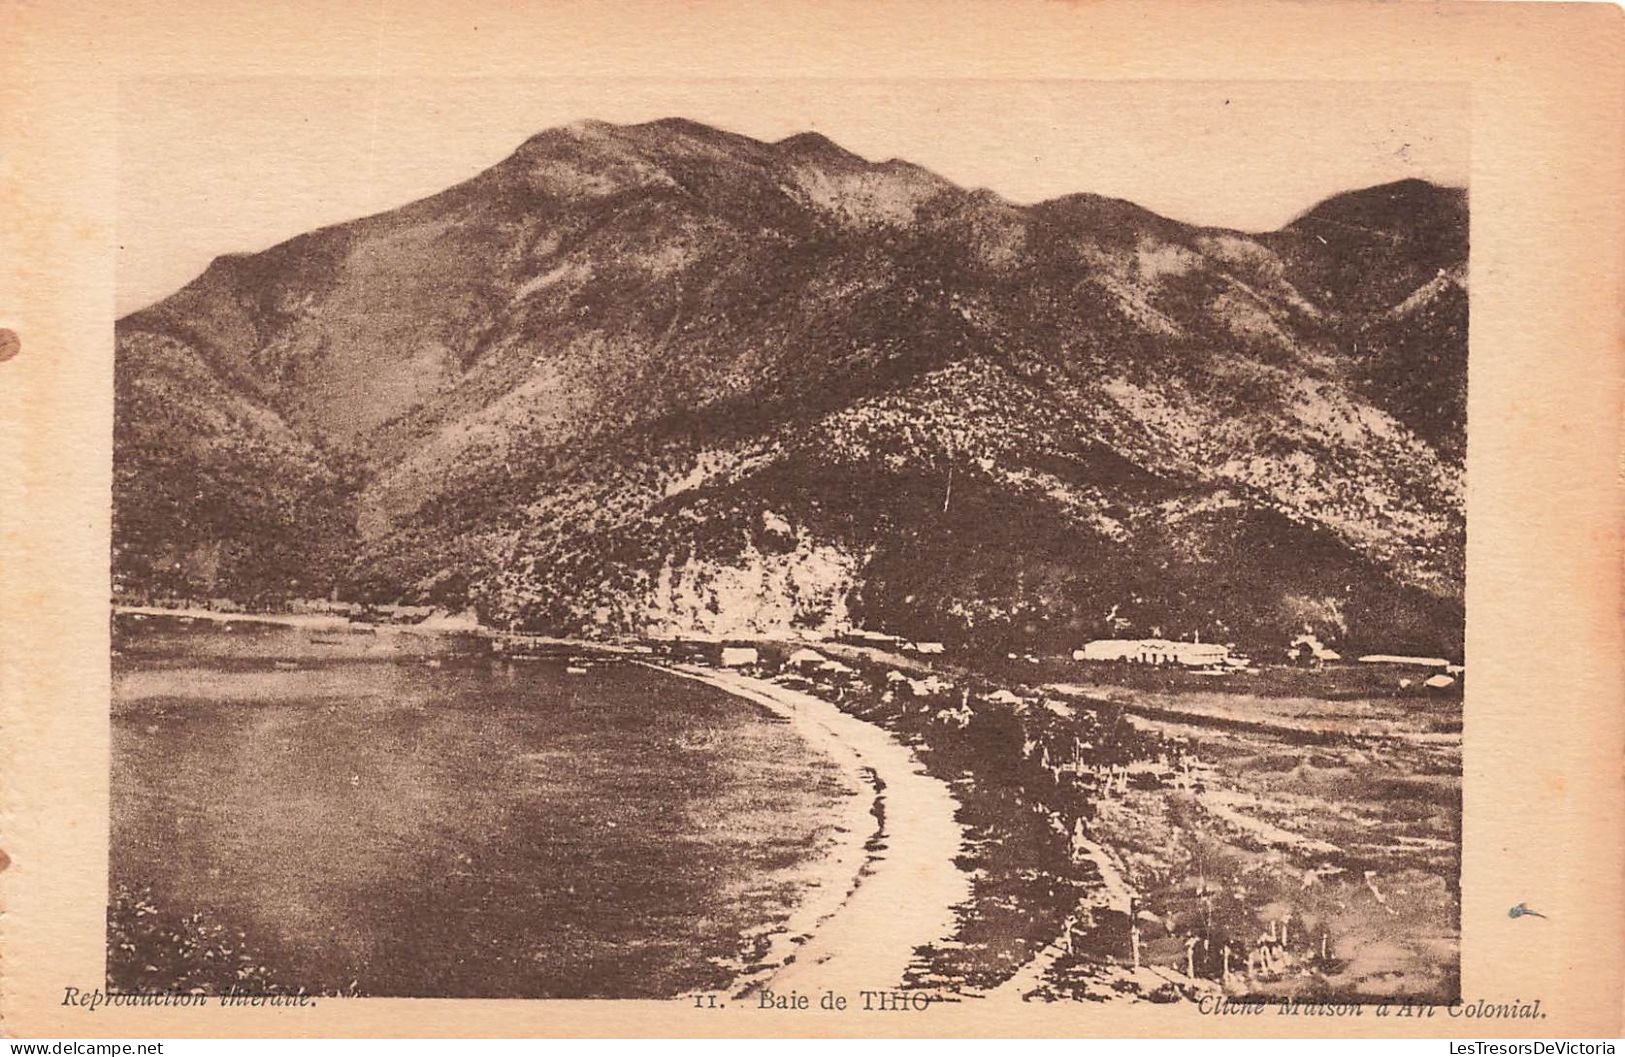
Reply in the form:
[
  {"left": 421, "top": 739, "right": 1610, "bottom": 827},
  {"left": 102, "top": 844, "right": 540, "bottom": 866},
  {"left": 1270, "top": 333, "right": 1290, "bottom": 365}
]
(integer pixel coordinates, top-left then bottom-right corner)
[{"left": 1, "top": 0, "right": 1622, "bottom": 1039}]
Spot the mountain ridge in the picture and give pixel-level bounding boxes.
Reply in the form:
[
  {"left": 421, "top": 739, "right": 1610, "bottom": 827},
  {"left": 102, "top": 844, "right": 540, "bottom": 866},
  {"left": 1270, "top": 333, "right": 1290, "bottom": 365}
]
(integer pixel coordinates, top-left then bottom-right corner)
[{"left": 114, "top": 118, "right": 1467, "bottom": 656}]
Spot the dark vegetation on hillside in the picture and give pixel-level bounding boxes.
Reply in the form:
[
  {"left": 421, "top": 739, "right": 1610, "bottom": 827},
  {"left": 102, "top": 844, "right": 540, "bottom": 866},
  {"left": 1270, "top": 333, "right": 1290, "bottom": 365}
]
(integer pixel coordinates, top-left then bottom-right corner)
[{"left": 114, "top": 119, "right": 1467, "bottom": 656}]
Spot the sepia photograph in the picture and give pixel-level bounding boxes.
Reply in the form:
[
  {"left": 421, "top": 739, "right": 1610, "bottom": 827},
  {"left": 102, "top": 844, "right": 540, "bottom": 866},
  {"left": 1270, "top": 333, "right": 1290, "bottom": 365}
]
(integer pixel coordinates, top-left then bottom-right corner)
[
  {"left": 3, "top": 0, "right": 1625, "bottom": 1044},
  {"left": 105, "top": 76, "right": 1469, "bottom": 1007}
]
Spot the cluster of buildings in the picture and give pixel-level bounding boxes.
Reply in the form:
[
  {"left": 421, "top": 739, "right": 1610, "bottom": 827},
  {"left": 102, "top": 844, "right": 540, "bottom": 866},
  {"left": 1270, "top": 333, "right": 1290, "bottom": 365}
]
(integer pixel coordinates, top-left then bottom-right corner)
[
  {"left": 1068, "top": 634, "right": 1463, "bottom": 686},
  {"left": 1355, "top": 653, "right": 1465, "bottom": 689},
  {"left": 681, "top": 623, "right": 1464, "bottom": 691},
  {"left": 1071, "top": 638, "right": 1243, "bottom": 670}
]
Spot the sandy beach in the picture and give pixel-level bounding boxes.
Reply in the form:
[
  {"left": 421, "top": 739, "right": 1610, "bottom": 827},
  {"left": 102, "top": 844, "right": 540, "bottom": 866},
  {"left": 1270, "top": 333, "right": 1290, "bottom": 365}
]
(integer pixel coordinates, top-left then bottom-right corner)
[
  {"left": 115, "top": 606, "right": 976, "bottom": 997},
  {"left": 656, "top": 664, "right": 972, "bottom": 999}
]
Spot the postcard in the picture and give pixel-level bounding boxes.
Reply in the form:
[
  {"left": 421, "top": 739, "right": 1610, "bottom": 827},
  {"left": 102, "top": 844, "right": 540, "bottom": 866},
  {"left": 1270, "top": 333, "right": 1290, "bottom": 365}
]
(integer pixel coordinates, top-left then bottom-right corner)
[{"left": 1, "top": 0, "right": 1621, "bottom": 1039}]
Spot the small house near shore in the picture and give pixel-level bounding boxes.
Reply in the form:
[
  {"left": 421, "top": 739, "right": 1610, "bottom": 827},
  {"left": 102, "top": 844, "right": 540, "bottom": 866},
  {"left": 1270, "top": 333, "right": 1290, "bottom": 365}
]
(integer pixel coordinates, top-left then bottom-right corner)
[
  {"left": 787, "top": 648, "right": 828, "bottom": 669},
  {"left": 1288, "top": 631, "right": 1341, "bottom": 665},
  {"left": 287, "top": 599, "right": 365, "bottom": 617},
  {"left": 1073, "top": 638, "right": 1231, "bottom": 667},
  {"left": 1357, "top": 654, "right": 1451, "bottom": 668},
  {"left": 376, "top": 603, "right": 437, "bottom": 623},
  {"left": 719, "top": 646, "right": 759, "bottom": 668},
  {"left": 844, "top": 629, "right": 905, "bottom": 647}
]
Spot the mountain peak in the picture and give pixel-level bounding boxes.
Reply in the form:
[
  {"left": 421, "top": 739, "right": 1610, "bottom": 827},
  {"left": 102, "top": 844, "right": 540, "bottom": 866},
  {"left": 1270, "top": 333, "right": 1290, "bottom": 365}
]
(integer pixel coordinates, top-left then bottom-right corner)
[
  {"left": 625, "top": 116, "right": 742, "bottom": 142},
  {"left": 115, "top": 125, "right": 1467, "bottom": 656},
  {"left": 1288, "top": 178, "right": 1466, "bottom": 233},
  {"left": 562, "top": 117, "right": 617, "bottom": 134},
  {"left": 508, "top": 117, "right": 784, "bottom": 177},
  {"left": 523, "top": 117, "right": 618, "bottom": 142},
  {"left": 508, "top": 118, "right": 622, "bottom": 159},
  {"left": 517, "top": 119, "right": 879, "bottom": 169},
  {"left": 775, "top": 130, "right": 859, "bottom": 158}
]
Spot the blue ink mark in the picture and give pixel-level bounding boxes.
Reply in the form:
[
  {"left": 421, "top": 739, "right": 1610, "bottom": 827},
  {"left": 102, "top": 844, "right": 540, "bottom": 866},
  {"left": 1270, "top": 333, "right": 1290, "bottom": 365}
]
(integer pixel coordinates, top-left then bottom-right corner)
[{"left": 1509, "top": 903, "right": 1547, "bottom": 919}]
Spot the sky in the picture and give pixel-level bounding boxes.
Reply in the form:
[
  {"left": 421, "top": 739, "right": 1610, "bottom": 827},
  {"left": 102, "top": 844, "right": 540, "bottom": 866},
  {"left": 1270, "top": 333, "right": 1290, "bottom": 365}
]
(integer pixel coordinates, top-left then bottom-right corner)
[{"left": 117, "top": 77, "right": 1468, "bottom": 315}]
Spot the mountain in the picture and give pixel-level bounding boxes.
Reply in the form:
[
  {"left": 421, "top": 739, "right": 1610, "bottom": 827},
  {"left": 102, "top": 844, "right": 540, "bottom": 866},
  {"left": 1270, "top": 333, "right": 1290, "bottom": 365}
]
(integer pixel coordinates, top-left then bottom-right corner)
[{"left": 113, "top": 119, "right": 1467, "bottom": 656}]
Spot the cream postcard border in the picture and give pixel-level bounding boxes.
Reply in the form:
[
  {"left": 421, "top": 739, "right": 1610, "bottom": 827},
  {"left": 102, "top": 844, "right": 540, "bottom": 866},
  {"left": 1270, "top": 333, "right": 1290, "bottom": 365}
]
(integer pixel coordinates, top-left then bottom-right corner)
[{"left": 1, "top": 0, "right": 1621, "bottom": 1039}]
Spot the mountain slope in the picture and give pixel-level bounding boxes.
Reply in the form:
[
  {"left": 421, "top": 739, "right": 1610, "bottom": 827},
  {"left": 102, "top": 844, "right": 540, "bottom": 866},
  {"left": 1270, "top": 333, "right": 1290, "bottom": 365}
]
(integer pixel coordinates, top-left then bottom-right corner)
[{"left": 114, "top": 119, "right": 1467, "bottom": 655}]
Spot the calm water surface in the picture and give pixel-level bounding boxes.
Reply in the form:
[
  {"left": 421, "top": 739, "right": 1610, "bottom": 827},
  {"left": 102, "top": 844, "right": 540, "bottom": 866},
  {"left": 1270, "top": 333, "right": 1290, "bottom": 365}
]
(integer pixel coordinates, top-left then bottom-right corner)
[{"left": 111, "top": 624, "right": 860, "bottom": 997}]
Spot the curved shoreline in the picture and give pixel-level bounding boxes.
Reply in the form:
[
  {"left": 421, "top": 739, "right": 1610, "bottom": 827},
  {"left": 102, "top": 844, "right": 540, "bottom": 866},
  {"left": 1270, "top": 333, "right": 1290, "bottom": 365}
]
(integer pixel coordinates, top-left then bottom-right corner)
[
  {"left": 115, "top": 609, "right": 977, "bottom": 996},
  {"left": 654, "top": 663, "right": 972, "bottom": 998}
]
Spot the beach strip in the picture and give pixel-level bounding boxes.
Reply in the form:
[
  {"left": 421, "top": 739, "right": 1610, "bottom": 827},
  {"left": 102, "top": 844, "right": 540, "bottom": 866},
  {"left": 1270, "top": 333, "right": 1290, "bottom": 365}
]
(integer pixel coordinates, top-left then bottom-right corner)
[{"left": 654, "top": 663, "right": 972, "bottom": 999}]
